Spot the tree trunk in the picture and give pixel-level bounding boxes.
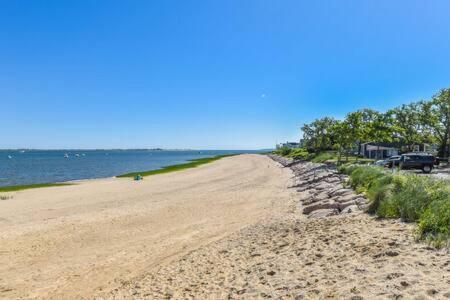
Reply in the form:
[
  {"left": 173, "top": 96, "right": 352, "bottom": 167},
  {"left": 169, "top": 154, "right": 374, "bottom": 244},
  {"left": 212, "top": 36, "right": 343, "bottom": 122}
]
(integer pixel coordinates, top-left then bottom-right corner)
[{"left": 438, "top": 133, "right": 448, "bottom": 158}]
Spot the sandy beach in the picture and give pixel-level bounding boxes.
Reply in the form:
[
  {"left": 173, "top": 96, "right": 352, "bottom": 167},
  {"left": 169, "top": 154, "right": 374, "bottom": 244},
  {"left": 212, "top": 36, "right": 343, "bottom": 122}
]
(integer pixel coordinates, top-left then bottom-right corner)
[
  {"left": 1, "top": 154, "right": 448, "bottom": 299},
  {"left": 0, "top": 154, "right": 294, "bottom": 299}
]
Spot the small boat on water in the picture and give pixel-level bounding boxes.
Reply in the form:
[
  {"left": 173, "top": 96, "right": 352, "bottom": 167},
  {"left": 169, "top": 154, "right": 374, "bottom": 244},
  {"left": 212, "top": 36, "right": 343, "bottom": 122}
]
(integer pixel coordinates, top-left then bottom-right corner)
[
  {"left": 64, "top": 153, "right": 69, "bottom": 158},
  {"left": 7, "top": 155, "right": 12, "bottom": 159},
  {"left": 75, "top": 154, "right": 80, "bottom": 157}
]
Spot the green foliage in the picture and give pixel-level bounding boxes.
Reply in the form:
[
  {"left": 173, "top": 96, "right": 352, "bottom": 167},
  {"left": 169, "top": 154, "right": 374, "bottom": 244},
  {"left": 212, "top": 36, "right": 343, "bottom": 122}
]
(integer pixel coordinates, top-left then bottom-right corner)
[
  {"left": 117, "top": 155, "right": 232, "bottom": 178},
  {"left": 280, "top": 147, "right": 292, "bottom": 156},
  {"left": 272, "top": 147, "right": 292, "bottom": 156},
  {"left": 365, "top": 174, "right": 394, "bottom": 213},
  {"left": 301, "top": 117, "right": 337, "bottom": 152},
  {"left": 300, "top": 88, "right": 450, "bottom": 159},
  {"left": 0, "top": 183, "right": 72, "bottom": 192},
  {"left": 337, "top": 163, "right": 360, "bottom": 174},
  {"left": 287, "top": 148, "right": 311, "bottom": 160},
  {"left": 339, "top": 165, "right": 450, "bottom": 247},
  {"left": 310, "top": 152, "right": 336, "bottom": 163},
  {"left": 418, "top": 195, "right": 450, "bottom": 247},
  {"left": 422, "top": 88, "right": 450, "bottom": 157},
  {"left": 346, "top": 166, "right": 385, "bottom": 191}
]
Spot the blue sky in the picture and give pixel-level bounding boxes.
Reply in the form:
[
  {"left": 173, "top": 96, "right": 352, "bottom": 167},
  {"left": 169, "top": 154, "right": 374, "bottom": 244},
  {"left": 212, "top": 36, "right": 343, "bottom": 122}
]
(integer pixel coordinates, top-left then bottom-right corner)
[{"left": 2, "top": 1, "right": 450, "bottom": 149}]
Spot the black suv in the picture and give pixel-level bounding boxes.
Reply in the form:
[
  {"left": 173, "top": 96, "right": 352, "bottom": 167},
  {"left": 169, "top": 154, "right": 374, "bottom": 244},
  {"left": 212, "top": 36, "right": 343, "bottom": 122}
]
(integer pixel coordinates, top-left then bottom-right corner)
[{"left": 399, "top": 153, "right": 435, "bottom": 173}]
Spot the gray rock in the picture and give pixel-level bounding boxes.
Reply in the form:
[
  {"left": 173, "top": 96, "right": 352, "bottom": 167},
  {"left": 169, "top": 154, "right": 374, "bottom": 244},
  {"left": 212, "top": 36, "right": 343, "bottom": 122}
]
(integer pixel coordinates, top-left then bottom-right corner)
[
  {"left": 340, "top": 205, "right": 359, "bottom": 214},
  {"left": 334, "top": 194, "right": 360, "bottom": 203},
  {"left": 308, "top": 208, "right": 339, "bottom": 218},
  {"left": 330, "top": 188, "right": 353, "bottom": 197},
  {"left": 303, "top": 201, "right": 340, "bottom": 214}
]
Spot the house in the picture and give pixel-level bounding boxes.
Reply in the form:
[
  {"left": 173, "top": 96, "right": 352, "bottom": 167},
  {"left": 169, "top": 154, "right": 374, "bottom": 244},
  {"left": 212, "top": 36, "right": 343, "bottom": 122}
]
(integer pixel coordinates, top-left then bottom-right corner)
[
  {"left": 361, "top": 142, "right": 399, "bottom": 159},
  {"left": 276, "top": 141, "right": 301, "bottom": 149}
]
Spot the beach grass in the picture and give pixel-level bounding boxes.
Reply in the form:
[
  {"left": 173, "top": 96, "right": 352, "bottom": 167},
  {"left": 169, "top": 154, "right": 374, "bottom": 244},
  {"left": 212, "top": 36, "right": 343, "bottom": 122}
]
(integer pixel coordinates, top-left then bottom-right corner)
[
  {"left": 339, "top": 164, "right": 450, "bottom": 248},
  {"left": 117, "top": 154, "right": 234, "bottom": 178},
  {"left": 0, "top": 183, "right": 72, "bottom": 193}
]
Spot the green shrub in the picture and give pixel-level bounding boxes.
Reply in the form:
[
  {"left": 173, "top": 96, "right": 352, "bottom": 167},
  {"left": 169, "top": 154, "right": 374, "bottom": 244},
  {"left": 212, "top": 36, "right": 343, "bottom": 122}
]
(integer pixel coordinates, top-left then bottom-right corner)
[
  {"left": 288, "top": 148, "right": 311, "bottom": 160},
  {"left": 311, "top": 152, "right": 336, "bottom": 163},
  {"left": 273, "top": 147, "right": 293, "bottom": 156},
  {"left": 365, "top": 175, "right": 394, "bottom": 213},
  {"left": 337, "top": 163, "right": 359, "bottom": 174},
  {"left": 417, "top": 187, "right": 450, "bottom": 247},
  {"left": 382, "top": 176, "right": 448, "bottom": 222},
  {"left": 339, "top": 165, "right": 449, "bottom": 248},
  {"left": 346, "top": 166, "right": 385, "bottom": 191},
  {"left": 273, "top": 147, "right": 313, "bottom": 160}
]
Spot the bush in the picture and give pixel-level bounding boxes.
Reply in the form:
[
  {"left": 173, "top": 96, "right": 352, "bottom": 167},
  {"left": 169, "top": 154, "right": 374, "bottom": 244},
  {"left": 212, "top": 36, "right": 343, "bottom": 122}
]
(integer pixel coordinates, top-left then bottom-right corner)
[
  {"left": 365, "top": 175, "right": 394, "bottom": 213},
  {"left": 311, "top": 152, "right": 336, "bottom": 163},
  {"left": 418, "top": 195, "right": 450, "bottom": 247},
  {"left": 339, "top": 165, "right": 450, "bottom": 248},
  {"left": 273, "top": 147, "right": 292, "bottom": 156},
  {"left": 346, "top": 166, "right": 385, "bottom": 192},
  {"left": 288, "top": 148, "right": 310, "bottom": 160},
  {"left": 273, "top": 147, "right": 312, "bottom": 160}
]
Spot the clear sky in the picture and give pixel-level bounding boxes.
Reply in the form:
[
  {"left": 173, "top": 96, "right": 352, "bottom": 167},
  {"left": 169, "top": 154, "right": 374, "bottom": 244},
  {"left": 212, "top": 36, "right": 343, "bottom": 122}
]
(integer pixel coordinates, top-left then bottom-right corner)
[{"left": 2, "top": 1, "right": 450, "bottom": 149}]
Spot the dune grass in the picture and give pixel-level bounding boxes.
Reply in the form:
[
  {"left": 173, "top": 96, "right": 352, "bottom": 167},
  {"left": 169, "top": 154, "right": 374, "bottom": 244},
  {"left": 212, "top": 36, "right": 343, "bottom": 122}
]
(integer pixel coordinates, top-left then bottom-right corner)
[
  {"left": 339, "top": 164, "right": 450, "bottom": 248},
  {"left": 117, "top": 154, "right": 234, "bottom": 178},
  {"left": 0, "top": 183, "right": 72, "bottom": 192}
]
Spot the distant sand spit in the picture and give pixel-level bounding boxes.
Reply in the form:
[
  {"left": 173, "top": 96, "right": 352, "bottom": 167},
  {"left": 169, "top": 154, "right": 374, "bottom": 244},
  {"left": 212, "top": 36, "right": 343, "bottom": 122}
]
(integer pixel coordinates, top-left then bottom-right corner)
[{"left": 0, "top": 154, "right": 294, "bottom": 299}]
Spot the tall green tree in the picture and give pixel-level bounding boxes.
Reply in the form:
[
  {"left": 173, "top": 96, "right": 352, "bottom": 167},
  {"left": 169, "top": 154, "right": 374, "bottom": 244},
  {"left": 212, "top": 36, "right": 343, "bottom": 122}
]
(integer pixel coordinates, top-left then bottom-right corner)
[
  {"left": 422, "top": 89, "right": 450, "bottom": 157},
  {"left": 389, "top": 102, "right": 428, "bottom": 152},
  {"left": 331, "top": 120, "right": 353, "bottom": 161},
  {"left": 301, "top": 117, "right": 337, "bottom": 152},
  {"left": 345, "top": 111, "right": 364, "bottom": 156}
]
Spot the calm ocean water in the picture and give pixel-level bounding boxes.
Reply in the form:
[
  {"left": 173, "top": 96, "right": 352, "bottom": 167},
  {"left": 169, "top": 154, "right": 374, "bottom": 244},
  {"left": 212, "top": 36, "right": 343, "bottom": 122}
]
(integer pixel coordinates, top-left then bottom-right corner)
[{"left": 0, "top": 150, "right": 262, "bottom": 187}]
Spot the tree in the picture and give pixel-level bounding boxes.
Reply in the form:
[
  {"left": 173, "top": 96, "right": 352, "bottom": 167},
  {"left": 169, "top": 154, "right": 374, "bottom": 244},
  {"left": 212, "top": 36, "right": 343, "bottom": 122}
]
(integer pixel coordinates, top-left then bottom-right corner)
[
  {"left": 388, "top": 102, "right": 428, "bottom": 152},
  {"left": 331, "top": 120, "right": 353, "bottom": 162},
  {"left": 359, "top": 108, "right": 380, "bottom": 144},
  {"left": 301, "top": 117, "right": 337, "bottom": 152},
  {"left": 345, "top": 111, "right": 364, "bottom": 156},
  {"left": 422, "top": 89, "right": 450, "bottom": 157},
  {"left": 364, "top": 111, "right": 395, "bottom": 159}
]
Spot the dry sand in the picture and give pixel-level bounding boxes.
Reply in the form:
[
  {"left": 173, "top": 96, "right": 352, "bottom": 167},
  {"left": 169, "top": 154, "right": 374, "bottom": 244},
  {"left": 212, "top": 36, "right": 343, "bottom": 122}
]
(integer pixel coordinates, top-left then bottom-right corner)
[
  {"left": 109, "top": 212, "right": 449, "bottom": 299},
  {"left": 0, "top": 154, "right": 294, "bottom": 299},
  {"left": 1, "top": 154, "right": 449, "bottom": 300}
]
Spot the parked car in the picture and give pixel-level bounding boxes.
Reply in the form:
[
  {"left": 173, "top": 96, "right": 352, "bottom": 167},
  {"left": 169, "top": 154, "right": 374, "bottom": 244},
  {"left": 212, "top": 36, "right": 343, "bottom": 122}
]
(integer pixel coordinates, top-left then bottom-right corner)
[
  {"left": 385, "top": 155, "right": 401, "bottom": 168},
  {"left": 374, "top": 159, "right": 388, "bottom": 166},
  {"left": 399, "top": 153, "right": 435, "bottom": 173}
]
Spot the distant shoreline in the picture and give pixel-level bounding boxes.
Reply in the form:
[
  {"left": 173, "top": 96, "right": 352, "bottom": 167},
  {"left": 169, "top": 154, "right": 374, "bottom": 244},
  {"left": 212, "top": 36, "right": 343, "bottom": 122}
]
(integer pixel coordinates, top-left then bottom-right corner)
[{"left": 116, "top": 154, "right": 233, "bottom": 178}]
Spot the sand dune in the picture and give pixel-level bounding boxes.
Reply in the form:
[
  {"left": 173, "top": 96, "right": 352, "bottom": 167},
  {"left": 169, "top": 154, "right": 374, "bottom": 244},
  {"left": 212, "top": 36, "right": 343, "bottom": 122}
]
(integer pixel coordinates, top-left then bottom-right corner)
[{"left": 0, "top": 154, "right": 294, "bottom": 299}]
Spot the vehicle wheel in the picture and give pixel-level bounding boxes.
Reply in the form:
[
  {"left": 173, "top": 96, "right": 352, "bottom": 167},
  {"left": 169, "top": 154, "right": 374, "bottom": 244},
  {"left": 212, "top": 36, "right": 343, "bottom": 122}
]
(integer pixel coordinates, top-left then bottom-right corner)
[{"left": 422, "top": 165, "right": 432, "bottom": 173}]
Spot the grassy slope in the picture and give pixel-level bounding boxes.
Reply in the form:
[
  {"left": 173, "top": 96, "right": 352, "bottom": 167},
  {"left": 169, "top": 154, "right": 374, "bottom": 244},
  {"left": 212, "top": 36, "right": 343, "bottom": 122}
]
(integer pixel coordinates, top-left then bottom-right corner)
[
  {"left": 339, "top": 164, "right": 449, "bottom": 248},
  {"left": 0, "top": 183, "right": 72, "bottom": 192},
  {"left": 116, "top": 154, "right": 233, "bottom": 178}
]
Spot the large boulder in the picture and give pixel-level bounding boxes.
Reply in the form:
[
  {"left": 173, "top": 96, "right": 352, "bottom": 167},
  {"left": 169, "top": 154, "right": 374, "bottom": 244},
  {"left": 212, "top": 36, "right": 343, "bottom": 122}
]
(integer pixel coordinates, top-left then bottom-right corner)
[{"left": 340, "top": 205, "right": 359, "bottom": 214}]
